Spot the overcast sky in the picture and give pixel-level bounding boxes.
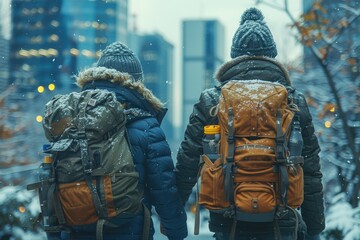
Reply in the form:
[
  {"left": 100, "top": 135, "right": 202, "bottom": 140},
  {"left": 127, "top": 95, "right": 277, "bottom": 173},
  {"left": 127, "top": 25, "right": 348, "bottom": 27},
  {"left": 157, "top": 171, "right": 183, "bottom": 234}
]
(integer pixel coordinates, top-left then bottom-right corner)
[
  {"left": 129, "top": 0, "right": 303, "bottom": 62},
  {"left": 129, "top": 0, "right": 304, "bottom": 125}
]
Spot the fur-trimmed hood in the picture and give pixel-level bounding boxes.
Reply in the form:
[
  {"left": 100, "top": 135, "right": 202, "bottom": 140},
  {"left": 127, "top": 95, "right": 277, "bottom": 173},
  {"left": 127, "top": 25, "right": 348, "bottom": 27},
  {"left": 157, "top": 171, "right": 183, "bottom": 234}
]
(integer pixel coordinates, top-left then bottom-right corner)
[
  {"left": 215, "top": 55, "right": 291, "bottom": 86},
  {"left": 75, "top": 67, "right": 164, "bottom": 112}
]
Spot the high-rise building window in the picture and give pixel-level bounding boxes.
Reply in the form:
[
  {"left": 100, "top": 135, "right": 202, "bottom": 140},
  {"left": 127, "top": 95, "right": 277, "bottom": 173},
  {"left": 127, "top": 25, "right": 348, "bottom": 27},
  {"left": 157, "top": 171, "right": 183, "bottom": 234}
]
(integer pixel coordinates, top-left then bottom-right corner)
[
  {"left": 51, "top": 20, "right": 59, "bottom": 27},
  {"left": 30, "top": 36, "right": 43, "bottom": 44},
  {"left": 49, "top": 34, "right": 59, "bottom": 42},
  {"left": 143, "top": 52, "right": 157, "bottom": 61}
]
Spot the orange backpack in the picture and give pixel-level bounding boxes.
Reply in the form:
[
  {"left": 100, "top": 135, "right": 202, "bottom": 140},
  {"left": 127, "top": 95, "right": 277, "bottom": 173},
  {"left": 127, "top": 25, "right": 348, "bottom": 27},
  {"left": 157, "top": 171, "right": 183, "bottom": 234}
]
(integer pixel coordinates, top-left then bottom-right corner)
[{"left": 195, "top": 80, "right": 304, "bottom": 234}]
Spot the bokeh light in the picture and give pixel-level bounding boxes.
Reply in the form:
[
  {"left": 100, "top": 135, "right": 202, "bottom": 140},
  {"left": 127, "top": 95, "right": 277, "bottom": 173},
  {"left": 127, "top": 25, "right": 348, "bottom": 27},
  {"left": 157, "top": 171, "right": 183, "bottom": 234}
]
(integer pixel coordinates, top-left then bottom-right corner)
[
  {"left": 37, "top": 85, "right": 45, "bottom": 93},
  {"left": 48, "top": 83, "right": 55, "bottom": 91},
  {"left": 36, "top": 115, "right": 43, "bottom": 122}
]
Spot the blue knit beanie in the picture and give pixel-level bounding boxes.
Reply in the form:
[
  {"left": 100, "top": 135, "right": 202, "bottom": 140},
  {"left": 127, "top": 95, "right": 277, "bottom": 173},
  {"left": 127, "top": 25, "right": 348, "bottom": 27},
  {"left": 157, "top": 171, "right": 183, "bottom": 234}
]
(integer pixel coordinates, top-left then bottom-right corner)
[
  {"left": 230, "top": 8, "right": 277, "bottom": 58},
  {"left": 96, "top": 41, "right": 144, "bottom": 81}
]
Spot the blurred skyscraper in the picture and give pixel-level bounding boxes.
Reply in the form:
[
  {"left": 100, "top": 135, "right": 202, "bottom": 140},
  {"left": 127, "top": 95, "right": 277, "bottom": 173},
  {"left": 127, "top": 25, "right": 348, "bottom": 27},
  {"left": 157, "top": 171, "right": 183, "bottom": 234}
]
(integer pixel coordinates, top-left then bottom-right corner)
[
  {"left": 10, "top": 0, "right": 65, "bottom": 97},
  {"left": 181, "top": 19, "right": 225, "bottom": 135},
  {"left": 0, "top": 37, "right": 10, "bottom": 94},
  {"left": 0, "top": 0, "right": 11, "bottom": 93},
  {"left": 8, "top": 0, "right": 128, "bottom": 96},
  {"left": 128, "top": 32, "right": 175, "bottom": 141},
  {"left": 61, "top": 0, "right": 128, "bottom": 76}
]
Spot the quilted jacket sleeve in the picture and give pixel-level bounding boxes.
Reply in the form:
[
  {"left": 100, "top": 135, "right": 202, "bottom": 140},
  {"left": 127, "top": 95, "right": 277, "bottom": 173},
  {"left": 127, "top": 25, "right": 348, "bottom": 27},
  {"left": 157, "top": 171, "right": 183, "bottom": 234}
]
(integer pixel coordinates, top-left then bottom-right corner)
[
  {"left": 143, "top": 118, "right": 188, "bottom": 240},
  {"left": 175, "top": 88, "right": 219, "bottom": 204},
  {"left": 295, "top": 91, "right": 325, "bottom": 235},
  {"left": 127, "top": 115, "right": 187, "bottom": 239}
]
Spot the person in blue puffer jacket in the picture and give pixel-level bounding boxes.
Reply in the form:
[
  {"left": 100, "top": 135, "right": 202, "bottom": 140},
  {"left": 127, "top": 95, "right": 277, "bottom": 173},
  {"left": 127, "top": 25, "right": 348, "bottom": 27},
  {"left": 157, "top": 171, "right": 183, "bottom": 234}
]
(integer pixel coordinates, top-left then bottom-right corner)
[{"left": 58, "top": 41, "right": 188, "bottom": 240}]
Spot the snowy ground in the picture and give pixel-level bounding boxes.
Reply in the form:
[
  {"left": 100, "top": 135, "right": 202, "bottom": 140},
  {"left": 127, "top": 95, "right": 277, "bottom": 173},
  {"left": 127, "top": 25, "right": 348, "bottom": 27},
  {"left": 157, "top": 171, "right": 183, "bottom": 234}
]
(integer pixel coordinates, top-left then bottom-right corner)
[{"left": 0, "top": 185, "right": 213, "bottom": 240}]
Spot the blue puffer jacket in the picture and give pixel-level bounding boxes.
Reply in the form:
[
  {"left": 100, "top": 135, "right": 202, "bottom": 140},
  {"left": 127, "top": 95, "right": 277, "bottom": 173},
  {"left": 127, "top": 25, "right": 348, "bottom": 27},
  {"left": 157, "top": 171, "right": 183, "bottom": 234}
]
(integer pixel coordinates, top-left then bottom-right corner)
[{"left": 54, "top": 67, "right": 188, "bottom": 240}]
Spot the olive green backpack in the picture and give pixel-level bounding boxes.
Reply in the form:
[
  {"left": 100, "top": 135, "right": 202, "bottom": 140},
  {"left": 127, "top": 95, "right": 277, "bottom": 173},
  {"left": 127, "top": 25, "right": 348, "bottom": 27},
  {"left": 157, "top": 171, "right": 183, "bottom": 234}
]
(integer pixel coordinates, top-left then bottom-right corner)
[{"left": 28, "top": 89, "right": 149, "bottom": 240}]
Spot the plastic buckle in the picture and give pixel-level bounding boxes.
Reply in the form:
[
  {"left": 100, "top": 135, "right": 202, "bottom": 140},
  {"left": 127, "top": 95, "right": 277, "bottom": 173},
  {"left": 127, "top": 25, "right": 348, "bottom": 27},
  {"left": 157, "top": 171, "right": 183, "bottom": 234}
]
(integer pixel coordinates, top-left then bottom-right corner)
[
  {"left": 84, "top": 168, "right": 92, "bottom": 174},
  {"left": 78, "top": 131, "right": 86, "bottom": 139},
  {"left": 84, "top": 162, "right": 93, "bottom": 174}
]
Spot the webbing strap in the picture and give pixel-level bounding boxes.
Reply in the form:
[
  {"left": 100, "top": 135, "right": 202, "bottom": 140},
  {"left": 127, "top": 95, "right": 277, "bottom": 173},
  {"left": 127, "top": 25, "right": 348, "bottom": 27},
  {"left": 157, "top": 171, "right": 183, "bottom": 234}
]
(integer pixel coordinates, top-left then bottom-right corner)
[
  {"left": 142, "top": 204, "right": 151, "bottom": 240},
  {"left": 275, "top": 110, "right": 286, "bottom": 162},
  {"left": 194, "top": 155, "right": 204, "bottom": 235},
  {"left": 226, "top": 108, "right": 235, "bottom": 162},
  {"left": 77, "top": 92, "right": 107, "bottom": 219},
  {"left": 224, "top": 164, "right": 234, "bottom": 203},
  {"left": 95, "top": 219, "right": 126, "bottom": 240},
  {"left": 49, "top": 183, "right": 66, "bottom": 225},
  {"left": 275, "top": 110, "right": 289, "bottom": 207},
  {"left": 95, "top": 204, "right": 150, "bottom": 240},
  {"left": 229, "top": 219, "right": 237, "bottom": 240},
  {"left": 274, "top": 218, "right": 281, "bottom": 240},
  {"left": 96, "top": 219, "right": 105, "bottom": 240},
  {"left": 225, "top": 108, "right": 235, "bottom": 203},
  {"left": 279, "top": 165, "right": 289, "bottom": 206},
  {"left": 289, "top": 207, "right": 299, "bottom": 240},
  {"left": 288, "top": 156, "right": 304, "bottom": 165}
]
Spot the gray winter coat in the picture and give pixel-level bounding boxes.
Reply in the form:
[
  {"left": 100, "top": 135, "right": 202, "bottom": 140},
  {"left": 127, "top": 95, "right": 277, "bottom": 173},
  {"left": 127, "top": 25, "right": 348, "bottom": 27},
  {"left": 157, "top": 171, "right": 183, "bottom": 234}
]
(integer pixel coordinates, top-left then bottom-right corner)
[{"left": 175, "top": 55, "right": 325, "bottom": 236}]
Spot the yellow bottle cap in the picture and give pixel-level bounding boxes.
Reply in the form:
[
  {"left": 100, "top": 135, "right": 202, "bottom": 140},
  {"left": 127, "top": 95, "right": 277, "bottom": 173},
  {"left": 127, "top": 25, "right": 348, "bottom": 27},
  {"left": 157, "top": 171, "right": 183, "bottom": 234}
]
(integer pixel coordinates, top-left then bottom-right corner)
[
  {"left": 204, "top": 125, "right": 220, "bottom": 134},
  {"left": 44, "top": 155, "right": 53, "bottom": 164}
]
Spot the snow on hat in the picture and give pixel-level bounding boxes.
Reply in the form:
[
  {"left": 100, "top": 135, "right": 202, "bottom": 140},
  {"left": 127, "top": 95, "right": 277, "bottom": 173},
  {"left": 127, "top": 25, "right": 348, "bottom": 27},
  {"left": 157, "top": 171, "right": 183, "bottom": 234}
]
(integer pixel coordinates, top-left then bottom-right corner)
[
  {"left": 96, "top": 41, "right": 144, "bottom": 81},
  {"left": 230, "top": 7, "right": 278, "bottom": 58}
]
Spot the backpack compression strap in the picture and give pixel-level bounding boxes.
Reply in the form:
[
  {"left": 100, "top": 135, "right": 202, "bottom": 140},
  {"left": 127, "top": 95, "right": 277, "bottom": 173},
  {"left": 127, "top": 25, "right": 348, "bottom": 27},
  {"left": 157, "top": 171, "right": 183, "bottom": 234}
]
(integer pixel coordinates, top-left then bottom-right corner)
[
  {"left": 95, "top": 203, "right": 151, "bottom": 240},
  {"left": 275, "top": 110, "right": 289, "bottom": 207},
  {"left": 77, "top": 92, "right": 108, "bottom": 219},
  {"left": 224, "top": 107, "right": 237, "bottom": 240},
  {"left": 224, "top": 107, "right": 235, "bottom": 204}
]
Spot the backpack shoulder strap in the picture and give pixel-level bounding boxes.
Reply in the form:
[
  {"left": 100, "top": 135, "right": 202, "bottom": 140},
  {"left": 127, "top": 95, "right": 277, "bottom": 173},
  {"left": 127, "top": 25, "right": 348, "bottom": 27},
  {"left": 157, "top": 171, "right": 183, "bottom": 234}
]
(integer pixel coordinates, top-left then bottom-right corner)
[
  {"left": 124, "top": 108, "right": 153, "bottom": 123},
  {"left": 77, "top": 91, "right": 108, "bottom": 219},
  {"left": 286, "top": 86, "right": 300, "bottom": 113}
]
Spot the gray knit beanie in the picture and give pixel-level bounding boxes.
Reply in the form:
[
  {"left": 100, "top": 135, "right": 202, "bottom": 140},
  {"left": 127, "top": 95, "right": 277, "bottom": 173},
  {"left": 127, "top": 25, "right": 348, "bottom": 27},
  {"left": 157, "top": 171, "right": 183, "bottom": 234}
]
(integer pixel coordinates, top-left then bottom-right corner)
[
  {"left": 96, "top": 41, "right": 144, "bottom": 81},
  {"left": 231, "top": 8, "right": 277, "bottom": 58}
]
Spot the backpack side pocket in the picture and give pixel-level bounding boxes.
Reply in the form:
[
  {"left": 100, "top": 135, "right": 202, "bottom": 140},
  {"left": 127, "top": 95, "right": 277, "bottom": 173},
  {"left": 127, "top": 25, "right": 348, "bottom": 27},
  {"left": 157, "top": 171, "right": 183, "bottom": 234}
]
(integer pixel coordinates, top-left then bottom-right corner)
[{"left": 199, "top": 155, "right": 230, "bottom": 210}]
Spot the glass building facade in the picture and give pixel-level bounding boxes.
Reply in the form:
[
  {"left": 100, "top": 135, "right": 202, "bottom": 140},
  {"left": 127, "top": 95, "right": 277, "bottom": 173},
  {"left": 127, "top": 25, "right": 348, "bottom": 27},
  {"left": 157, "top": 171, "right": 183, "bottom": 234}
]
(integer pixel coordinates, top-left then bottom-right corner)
[
  {"left": 61, "top": 0, "right": 127, "bottom": 71},
  {"left": 9, "top": 0, "right": 128, "bottom": 95},
  {"left": 181, "top": 19, "right": 225, "bottom": 132},
  {"left": 0, "top": 0, "right": 11, "bottom": 93},
  {"left": 128, "top": 33, "right": 175, "bottom": 140},
  {"left": 10, "top": 0, "right": 64, "bottom": 96},
  {"left": 0, "top": 37, "right": 10, "bottom": 94}
]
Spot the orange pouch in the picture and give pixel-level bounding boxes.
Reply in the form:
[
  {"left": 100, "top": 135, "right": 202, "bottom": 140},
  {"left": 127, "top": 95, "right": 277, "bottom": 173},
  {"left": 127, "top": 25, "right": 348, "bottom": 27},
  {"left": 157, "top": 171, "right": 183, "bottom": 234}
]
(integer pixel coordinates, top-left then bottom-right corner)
[
  {"left": 199, "top": 155, "right": 230, "bottom": 210},
  {"left": 287, "top": 165, "right": 304, "bottom": 208},
  {"left": 234, "top": 182, "right": 276, "bottom": 214},
  {"left": 58, "top": 176, "right": 115, "bottom": 225}
]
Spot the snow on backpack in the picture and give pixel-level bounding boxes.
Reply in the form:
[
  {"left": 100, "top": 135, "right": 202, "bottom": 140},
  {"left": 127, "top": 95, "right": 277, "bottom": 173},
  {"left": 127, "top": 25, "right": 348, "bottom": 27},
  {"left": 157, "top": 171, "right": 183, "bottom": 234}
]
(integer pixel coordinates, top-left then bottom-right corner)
[
  {"left": 195, "top": 80, "right": 304, "bottom": 235},
  {"left": 27, "top": 89, "right": 150, "bottom": 240}
]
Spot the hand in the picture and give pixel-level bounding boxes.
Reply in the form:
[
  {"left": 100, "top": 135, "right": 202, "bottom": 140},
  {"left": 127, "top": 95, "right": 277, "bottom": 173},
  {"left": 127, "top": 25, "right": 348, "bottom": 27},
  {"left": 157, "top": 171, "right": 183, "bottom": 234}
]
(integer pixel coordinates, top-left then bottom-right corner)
[{"left": 305, "top": 233, "right": 320, "bottom": 240}]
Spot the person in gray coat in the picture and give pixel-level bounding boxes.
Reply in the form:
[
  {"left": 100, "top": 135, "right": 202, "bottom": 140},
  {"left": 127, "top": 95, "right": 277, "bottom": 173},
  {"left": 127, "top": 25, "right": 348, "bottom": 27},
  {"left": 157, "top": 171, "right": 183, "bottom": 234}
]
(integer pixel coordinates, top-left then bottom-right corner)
[{"left": 175, "top": 7, "right": 325, "bottom": 240}]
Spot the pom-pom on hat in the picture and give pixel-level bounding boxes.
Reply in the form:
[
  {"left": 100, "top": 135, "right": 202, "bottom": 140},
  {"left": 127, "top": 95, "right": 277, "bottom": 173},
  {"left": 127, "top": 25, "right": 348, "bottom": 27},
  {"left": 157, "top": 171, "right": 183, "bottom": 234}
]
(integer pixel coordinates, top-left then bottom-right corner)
[
  {"left": 231, "top": 7, "right": 278, "bottom": 58},
  {"left": 96, "top": 41, "right": 144, "bottom": 81}
]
